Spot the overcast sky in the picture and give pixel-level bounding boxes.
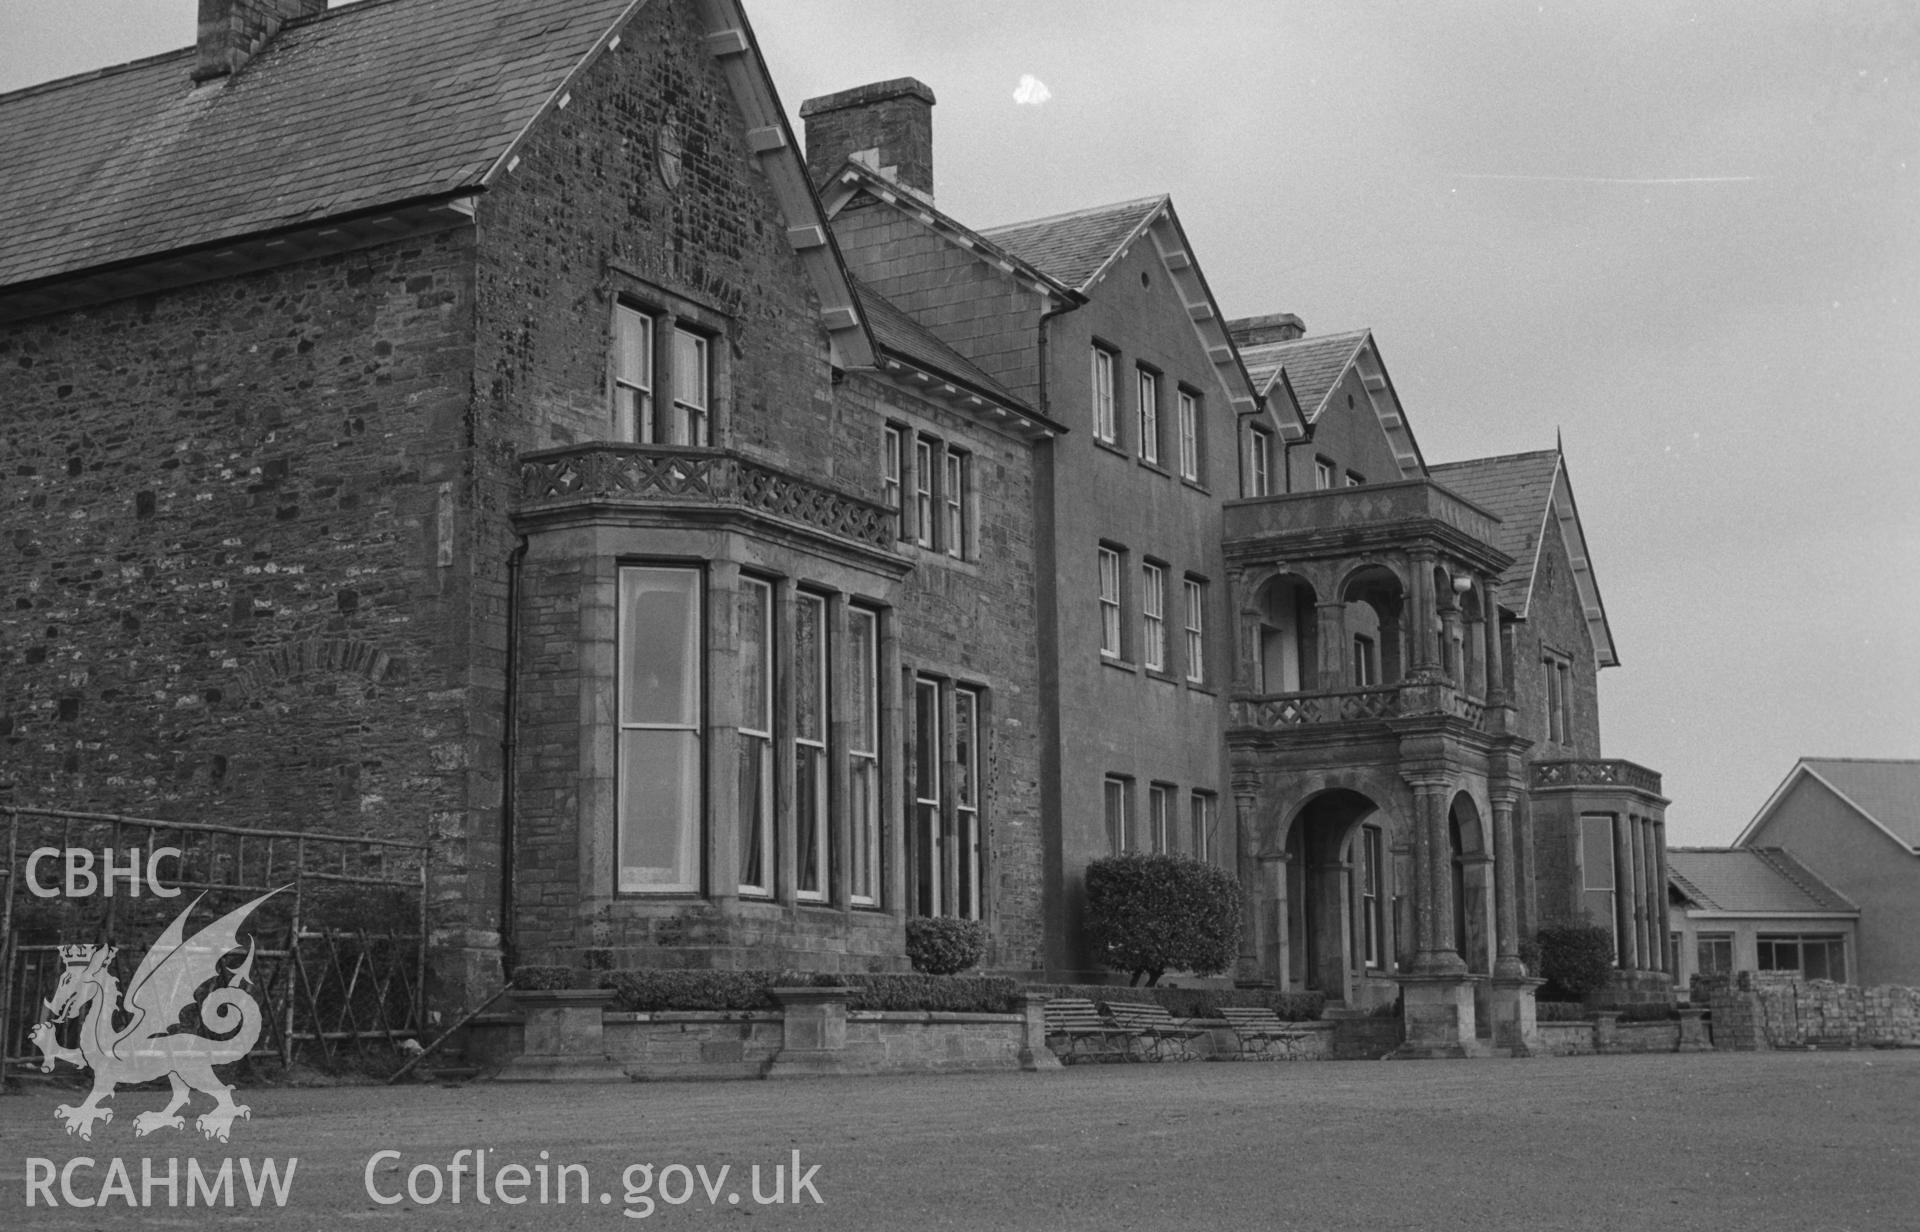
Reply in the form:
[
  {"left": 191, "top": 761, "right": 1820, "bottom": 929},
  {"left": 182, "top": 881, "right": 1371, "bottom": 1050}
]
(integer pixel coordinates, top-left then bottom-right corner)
[{"left": 3, "top": 1, "right": 1915, "bottom": 846}]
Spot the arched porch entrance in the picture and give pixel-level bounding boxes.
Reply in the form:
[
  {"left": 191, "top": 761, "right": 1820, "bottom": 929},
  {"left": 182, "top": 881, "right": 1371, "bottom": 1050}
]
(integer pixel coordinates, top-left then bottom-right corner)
[
  {"left": 1448, "top": 792, "right": 1495, "bottom": 976},
  {"left": 1283, "top": 788, "right": 1400, "bottom": 1007}
]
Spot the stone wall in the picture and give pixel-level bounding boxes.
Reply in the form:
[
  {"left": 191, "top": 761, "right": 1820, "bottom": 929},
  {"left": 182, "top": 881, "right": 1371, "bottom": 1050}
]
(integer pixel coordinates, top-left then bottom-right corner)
[
  {"left": 1704, "top": 973, "right": 1920, "bottom": 1050},
  {"left": 465, "top": 1008, "right": 1036, "bottom": 1080},
  {"left": 0, "top": 225, "right": 497, "bottom": 1003}
]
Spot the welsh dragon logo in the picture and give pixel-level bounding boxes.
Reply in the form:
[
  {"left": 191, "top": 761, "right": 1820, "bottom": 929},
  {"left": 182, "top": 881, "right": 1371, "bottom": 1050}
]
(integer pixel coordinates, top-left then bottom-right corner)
[{"left": 33, "top": 888, "right": 283, "bottom": 1143}]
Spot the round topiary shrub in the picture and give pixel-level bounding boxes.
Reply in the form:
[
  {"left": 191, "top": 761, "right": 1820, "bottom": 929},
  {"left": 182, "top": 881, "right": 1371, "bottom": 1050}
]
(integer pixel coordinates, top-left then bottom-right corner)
[
  {"left": 906, "top": 916, "right": 988, "bottom": 975},
  {"left": 1532, "top": 923, "right": 1617, "bottom": 1000},
  {"left": 1084, "top": 853, "right": 1243, "bottom": 987}
]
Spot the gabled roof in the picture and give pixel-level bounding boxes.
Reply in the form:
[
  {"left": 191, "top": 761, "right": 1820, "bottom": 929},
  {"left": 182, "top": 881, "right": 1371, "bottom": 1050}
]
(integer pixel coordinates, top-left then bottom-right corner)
[
  {"left": 853, "top": 279, "right": 1061, "bottom": 436},
  {"left": 1240, "top": 330, "right": 1370, "bottom": 423},
  {"left": 1668, "top": 847, "right": 1858, "bottom": 915},
  {"left": 818, "top": 161, "right": 1075, "bottom": 302},
  {"left": 822, "top": 168, "right": 1257, "bottom": 415},
  {"left": 1237, "top": 328, "right": 1424, "bottom": 477},
  {"left": 1428, "top": 448, "right": 1617, "bottom": 664},
  {"left": 1427, "top": 450, "right": 1559, "bottom": 598},
  {"left": 0, "top": 0, "right": 875, "bottom": 365},
  {"left": 0, "top": 0, "right": 636, "bottom": 289},
  {"left": 1737, "top": 758, "right": 1920, "bottom": 852},
  {"left": 978, "top": 196, "right": 1167, "bottom": 293}
]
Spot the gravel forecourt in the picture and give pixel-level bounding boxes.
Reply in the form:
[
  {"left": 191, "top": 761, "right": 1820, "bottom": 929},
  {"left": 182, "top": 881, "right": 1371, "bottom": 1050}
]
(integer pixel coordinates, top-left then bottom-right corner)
[{"left": 3, "top": 1049, "right": 1916, "bottom": 1231}]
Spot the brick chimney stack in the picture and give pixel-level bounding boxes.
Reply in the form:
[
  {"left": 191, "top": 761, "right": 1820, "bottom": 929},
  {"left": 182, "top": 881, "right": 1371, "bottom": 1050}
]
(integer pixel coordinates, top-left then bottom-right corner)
[
  {"left": 1228, "top": 314, "right": 1308, "bottom": 347},
  {"left": 193, "top": 0, "right": 327, "bottom": 82},
  {"left": 800, "top": 78, "right": 936, "bottom": 199}
]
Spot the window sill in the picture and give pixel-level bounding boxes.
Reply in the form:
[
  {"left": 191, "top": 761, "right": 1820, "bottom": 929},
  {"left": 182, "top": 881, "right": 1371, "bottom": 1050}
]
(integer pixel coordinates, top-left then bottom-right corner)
[
  {"left": 1137, "top": 459, "right": 1171, "bottom": 478},
  {"left": 1144, "top": 667, "right": 1179, "bottom": 684},
  {"left": 1180, "top": 477, "right": 1210, "bottom": 496},
  {"left": 1184, "top": 680, "right": 1216, "bottom": 696},
  {"left": 1101, "top": 656, "right": 1139, "bottom": 675},
  {"left": 904, "top": 543, "right": 980, "bottom": 573},
  {"left": 1092, "top": 438, "right": 1130, "bottom": 461}
]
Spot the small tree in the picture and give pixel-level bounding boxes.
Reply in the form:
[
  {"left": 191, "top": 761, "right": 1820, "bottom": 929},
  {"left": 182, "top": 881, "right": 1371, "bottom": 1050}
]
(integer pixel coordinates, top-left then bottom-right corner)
[
  {"left": 1533, "top": 923, "right": 1617, "bottom": 1001},
  {"left": 906, "top": 917, "right": 988, "bottom": 975},
  {"left": 1084, "top": 853, "right": 1243, "bottom": 987}
]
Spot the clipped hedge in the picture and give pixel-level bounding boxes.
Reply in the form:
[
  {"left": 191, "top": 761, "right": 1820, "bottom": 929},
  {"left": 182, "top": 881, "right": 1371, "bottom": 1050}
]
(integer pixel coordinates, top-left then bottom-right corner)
[
  {"left": 600, "top": 969, "right": 1019, "bottom": 1014},
  {"left": 841, "top": 973, "right": 1017, "bottom": 1014},
  {"left": 905, "top": 917, "right": 988, "bottom": 975},
  {"left": 1026, "top": 982, "right": 1325, "bottom": 1022},
  {"left": 1535, "top": 1000, "right": 1589, "bottom": 1023},
  {"left": 512, "top": 965, "right": 578, "bottom": 991}
]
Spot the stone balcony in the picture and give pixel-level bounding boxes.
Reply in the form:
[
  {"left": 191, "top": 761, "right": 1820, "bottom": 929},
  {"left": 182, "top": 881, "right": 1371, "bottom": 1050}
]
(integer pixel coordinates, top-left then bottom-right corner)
[
  {"left": 1530, "top": 758, "right": 1665, "bottom": 798},
  {"left": 515, "top": 443, "right": 896, "bottom": 553},
  {"left": 1228, "top": 680, "right": 1497, "bottom": 736},
  {"left": 1223, "top": 478, "right": 1505, "bottom": 563}
]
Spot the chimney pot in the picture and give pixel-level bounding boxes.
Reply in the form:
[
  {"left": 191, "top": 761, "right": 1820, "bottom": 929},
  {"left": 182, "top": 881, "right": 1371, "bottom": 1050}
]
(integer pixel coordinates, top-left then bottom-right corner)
[
  {"left": 800, "top": 77, "right": 937, "bottom": 199},
  {"left": 1228, "top": 313, "right": 1307, "bottom": 347},
  {"left": 194, "top": 0, "right": 327, "bottom": 83}
]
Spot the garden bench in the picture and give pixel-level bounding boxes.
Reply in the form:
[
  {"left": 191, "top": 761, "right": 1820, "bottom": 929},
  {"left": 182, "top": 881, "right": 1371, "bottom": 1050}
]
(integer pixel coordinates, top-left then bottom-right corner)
[
  {"left": 1219, "top": 1006, "right": 1314, "bottom": 1060},
  {"left": 1105, "top": 1001, "right": 1209, "bottom": 1061},
  {"left": 1043, "top": 997, "right": 1140, "bottom": 1063}
]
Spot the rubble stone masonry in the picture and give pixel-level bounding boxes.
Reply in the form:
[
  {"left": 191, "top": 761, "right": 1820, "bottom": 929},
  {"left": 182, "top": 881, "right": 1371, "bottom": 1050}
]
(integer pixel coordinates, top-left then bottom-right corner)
[{"left": 0, "top": 227, "right": 493, "bottom": 997}]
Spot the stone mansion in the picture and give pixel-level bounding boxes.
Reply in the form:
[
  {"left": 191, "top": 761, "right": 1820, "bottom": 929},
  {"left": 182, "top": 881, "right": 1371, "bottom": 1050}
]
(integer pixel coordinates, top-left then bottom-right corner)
[{"left": 0, "top": 0, "right": 1673, "bottom": 1055}]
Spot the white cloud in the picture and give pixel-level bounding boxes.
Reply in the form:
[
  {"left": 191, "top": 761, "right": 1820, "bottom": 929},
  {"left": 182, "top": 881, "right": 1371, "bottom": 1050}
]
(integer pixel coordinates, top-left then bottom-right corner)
[{"left": 1012, "top": 74, "right": 1052, "bottom": 106}]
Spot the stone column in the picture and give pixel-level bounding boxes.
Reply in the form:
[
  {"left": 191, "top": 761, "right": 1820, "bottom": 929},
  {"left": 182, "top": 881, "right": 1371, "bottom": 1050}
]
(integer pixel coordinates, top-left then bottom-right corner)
[
  {"left": 1439, "top": 600, "right": 1464, "bottom": 684},
  {"left": 1233, "top": 786, "right": 1261, "bottom": 984},
  {"left": 1408, "top": 552, "right": 1438, "bottom": 673},
  {"left": 1631, "top": 815, "right": 1650, "bottom": 972},
  {"left": 1491, "top": 792, "right": 1526, "bottom": 979},
  {"left": 1410, "top": 784, "right": 1436, "bottom": 970},
  {"left": 1410, "top": 780, "right": 1464, "bottom": 976},
  {"left": 1482, "top": 583, "right": 1506, "bottom": 701},
  {"left": 1611, "top": 814, "right": 1637, "bottom": 971},
  {"left": 1269, "top": 853, "right": 1292, "bottom": 990},
  {"left": 1653, "top": 820, "right": 1673, "bottom": 976},
  {"left": 707, "top": 559, "right": 743, "bottom": 907},
  {"left": 1232, "top": 570, "right": 1261, "bottom": 690},
  {"left": 1315, "top": 600, "right": 1348, "bottom": 690},
  {"left": 1313, "top": 853, "right": 1352, "bottom": 1003}
]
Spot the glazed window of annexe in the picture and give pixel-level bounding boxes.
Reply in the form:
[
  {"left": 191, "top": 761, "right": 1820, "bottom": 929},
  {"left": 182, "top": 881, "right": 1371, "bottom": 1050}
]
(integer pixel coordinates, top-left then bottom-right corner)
[{"left": 611, "top": 295, "right": 720, "bottom": 447}]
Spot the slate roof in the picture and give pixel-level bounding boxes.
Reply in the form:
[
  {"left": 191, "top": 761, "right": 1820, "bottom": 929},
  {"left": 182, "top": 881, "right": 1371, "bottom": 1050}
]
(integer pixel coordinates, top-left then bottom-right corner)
[
  {"left": 1428, "top": 450, "right": 1561, "bottom": 602},
  {"left": 1239, "top": 330, "right": 1371, "bottom": 423},
  {"left": 0, "top": 0, "right": 637, "bottom": 290},
  {"left": 852, "top": 280, "right": 1029, "bottom": 412},
  {"left": 1668, "top": 848, "right": 1858, "bottom": 914},
  {"left": 978, "top": 196, "right": 1167, "bottom": 291},
  {"left": 1799, "top": 758, "right": 1920, "bottom": 848}
]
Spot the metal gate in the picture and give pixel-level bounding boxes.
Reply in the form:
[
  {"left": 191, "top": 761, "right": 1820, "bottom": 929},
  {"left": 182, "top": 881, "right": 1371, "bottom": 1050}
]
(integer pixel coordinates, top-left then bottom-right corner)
[{"left": 0, "top": 806, "right": 429, "bottom": 1074}]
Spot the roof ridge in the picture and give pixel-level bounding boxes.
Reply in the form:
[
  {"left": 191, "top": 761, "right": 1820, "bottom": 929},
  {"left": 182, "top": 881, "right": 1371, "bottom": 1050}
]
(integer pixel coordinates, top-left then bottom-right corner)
[
  {"left": 1750, "top": 847, "right": 1856, "bottom": 912},
  {"left": 1239, "top": 327, "right": 1372, "bottom": 352},
  {"left": 1801, "top": 756, "right": 1920, "bottom": 766},
  {"left": 978, "top": 193, "right": 1168, "bottom": 235},
  {"left": 0, "top": 46, "right": 194, "bottom": 104},
  {"left": 1429, "top": 448, "right": 1561, "bottom": 470}
]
